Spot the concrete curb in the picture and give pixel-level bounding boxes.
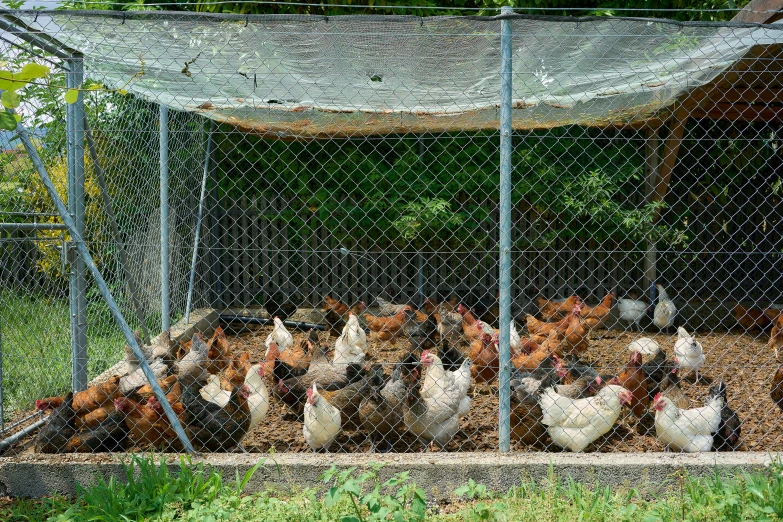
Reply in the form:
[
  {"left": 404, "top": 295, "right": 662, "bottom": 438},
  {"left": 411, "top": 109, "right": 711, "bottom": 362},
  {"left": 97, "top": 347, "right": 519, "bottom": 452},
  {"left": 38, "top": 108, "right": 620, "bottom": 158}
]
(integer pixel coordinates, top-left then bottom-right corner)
[{"left": 0, "top": 452, "right": 775, "bottom": 499}]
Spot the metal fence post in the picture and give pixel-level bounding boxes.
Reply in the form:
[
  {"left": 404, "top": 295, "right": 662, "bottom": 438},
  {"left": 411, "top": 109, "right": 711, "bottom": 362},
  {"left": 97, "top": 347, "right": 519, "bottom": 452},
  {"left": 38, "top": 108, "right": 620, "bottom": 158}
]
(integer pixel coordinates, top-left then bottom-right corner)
[
  {"left": 15, "top": 121, "right": 195, "bottom": 454},
  {"left": 498, "top": 5, "right": 514, "bottom": 453},
  {"left": 160, "top": 105, "right": 170, "bottom": 332},
  {"left": 185, "top": 121, "right": 214, "bottom": 324},
  {"left": 66, "top": 57, "right": 88, "bottom": 392}
]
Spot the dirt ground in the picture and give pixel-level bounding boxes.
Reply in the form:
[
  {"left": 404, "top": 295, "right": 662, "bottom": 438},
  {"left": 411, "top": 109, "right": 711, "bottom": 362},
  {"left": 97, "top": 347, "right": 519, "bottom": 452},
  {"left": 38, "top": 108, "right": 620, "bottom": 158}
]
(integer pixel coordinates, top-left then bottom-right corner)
[
  {"left": 227, "top": 322, "right": 781, "bottom": 454},
  {"left": 6, "top": 321, "right": 781, "bottom": 455}
]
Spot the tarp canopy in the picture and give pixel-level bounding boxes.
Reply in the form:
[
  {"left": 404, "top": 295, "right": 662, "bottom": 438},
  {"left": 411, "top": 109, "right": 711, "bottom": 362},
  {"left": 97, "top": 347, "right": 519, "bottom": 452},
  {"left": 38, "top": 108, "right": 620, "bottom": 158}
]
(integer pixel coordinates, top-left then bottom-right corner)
[{"left": 5, "top": 10, "right": 783, "bottom": 137}]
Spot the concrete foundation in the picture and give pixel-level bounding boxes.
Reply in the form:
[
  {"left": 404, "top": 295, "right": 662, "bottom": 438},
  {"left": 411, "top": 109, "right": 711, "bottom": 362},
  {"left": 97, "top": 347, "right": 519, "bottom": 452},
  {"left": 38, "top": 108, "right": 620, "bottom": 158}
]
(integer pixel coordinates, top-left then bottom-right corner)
[{"left": 0, "top": 452, "right": 774, "bottom": 500}]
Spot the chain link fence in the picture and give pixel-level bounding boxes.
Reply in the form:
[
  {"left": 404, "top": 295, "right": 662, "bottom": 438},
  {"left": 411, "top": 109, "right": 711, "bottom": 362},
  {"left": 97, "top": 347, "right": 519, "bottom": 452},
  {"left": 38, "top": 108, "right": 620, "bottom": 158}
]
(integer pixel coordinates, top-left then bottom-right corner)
[{"left": 1, "top": 8, "right": 782, "bottom": 455}]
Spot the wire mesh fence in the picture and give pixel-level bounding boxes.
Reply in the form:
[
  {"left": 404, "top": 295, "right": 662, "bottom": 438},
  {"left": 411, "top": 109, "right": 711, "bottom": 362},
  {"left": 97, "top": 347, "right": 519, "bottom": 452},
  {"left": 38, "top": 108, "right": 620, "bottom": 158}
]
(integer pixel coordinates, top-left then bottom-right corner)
[{"left": 0, "top": 7, "right": 782, "bottom": 455}]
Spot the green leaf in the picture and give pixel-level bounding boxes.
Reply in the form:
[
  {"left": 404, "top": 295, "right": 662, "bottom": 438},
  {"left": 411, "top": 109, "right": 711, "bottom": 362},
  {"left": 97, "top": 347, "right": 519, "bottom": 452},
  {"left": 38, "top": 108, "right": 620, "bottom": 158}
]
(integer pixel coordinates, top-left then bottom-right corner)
[
  {"left": 16, "top": 63, "right": 50, "bottom": 81},
  {"left": 340, "top": 517, "right": 361, "bottom": 522},
  {"left": 324, "top": 486, "right": 341, "bottom": 507},
  {"left": 0, "top": 111, "right": 17, "bottom": 131},
  {"left": 0, "top": 70, "right": 21, "bottom": 91},
  {"left": 64, "top": 89, "right": 79, "bottom": 104},
  {"left": 1, "top": 90, "right": 20, "bottom": 109}
]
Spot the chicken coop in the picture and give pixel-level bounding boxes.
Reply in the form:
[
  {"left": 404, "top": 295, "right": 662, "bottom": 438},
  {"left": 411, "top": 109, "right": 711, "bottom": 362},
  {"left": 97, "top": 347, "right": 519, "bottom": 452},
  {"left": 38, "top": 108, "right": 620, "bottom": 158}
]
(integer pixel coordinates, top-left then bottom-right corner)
[{"left": 1, "top": 4, "right": 783, "bottom": 457}]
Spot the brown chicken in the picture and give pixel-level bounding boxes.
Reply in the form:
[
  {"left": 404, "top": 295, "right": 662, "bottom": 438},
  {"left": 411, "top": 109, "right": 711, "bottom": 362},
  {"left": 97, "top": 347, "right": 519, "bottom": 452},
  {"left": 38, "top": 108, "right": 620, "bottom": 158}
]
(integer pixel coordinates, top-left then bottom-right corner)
[
  {"left": 364, "top": 306, "right": 410, "bottom": 344},
  {"left": 733, "top": 304, "right": 773, "bottom": 331},
  {"left": 134, "top": 375, "right": 179, "bottom": 403},
  {"left": 114, "top": 397, "right": 182, "bottom": 449},
  {"left": 511, "top": 331, "right": 563, "bottom": 371},
  {"left": 771, "top": 364, "right": 783, "bottom": 412},
  {"left": 205, "top": 326, "right": 232, "bottom": 374},
  {"left": 770, "top": 313, "right": 783, "bottom": 360},
  {"left": 457, "top": 303, "right": 488, "bottom": 342},
  {"left": 469, "top": 332, "right": 499, "bottom": 385},
  {"left": 221, "top": 351, "right": 253, "bottom": 389},
  {"left": 581, "top": 292, "right": 615, "bottom": 329},
  {"left": 527, "top": 304, "right": 589, "bottom": 355},
  {"left": 609, "top": 351, "right": 649, "bottom": 417},
  {"left": 74, "top": 403, "right": 116, "bottom": 430},
  {"left": 265, "top": 339, "right": 310, "bottom": 383},
  {"left": 323, "top": 295, "right": 351, "bottom": 316},
  {"left": 36, "top": 375, "right": 122, "bottom": 415},
  {"left": 323, "top": 297, "right": 365, "bottom": 337},
  {"left": 538, "top": 295, "right": 581, "bottom": 321}
]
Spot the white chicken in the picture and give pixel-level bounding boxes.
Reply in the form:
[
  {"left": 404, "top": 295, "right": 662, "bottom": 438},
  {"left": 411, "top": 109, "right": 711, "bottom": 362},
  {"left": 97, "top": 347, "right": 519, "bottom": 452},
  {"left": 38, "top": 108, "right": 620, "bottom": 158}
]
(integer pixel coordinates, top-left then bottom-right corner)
[
  {"left": 265, "top": 317, "right": 294, "bottom": 357},
  {"left": 653, "top": 284, "right": 677, "bottom": 330},
  {"left": 333, "top": 313, "right": 366, "bottom": 365},
  {"left": 199, "top": 364, "right": 270, "bottom": 430},
  {"left": 673, "top": 326, "right": 705, "bottom": 380},
  {"left": 539, "top": 384, "right": 632, "bottom": 452},
  {"left": 618, "top": 298, "right": 648, "bottom": 331},
  {"left": 509, "top": 320, "right": 522, "bottom": 353},
  {"left": 627, "top": 337, "right": 660, "bottom": 357},
  {"left": 420, "top": 350, "right": 471, "bottom": 417},
  {"left": 403, "top": 377, "right": 462, "bottom": 451},
  {"left": 303, "top": 383, "right": 341, "bottom": 452},
  {"left": 653, "top": 392, "right": 723, "bottom": 452}
]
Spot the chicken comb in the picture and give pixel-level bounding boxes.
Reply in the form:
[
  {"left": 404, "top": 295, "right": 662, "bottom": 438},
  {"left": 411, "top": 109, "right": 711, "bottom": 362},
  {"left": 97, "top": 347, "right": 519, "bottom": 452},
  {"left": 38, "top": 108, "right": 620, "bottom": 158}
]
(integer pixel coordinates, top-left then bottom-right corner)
[{"left": 653, "top": 392, "right": 663, "bottom": 402}]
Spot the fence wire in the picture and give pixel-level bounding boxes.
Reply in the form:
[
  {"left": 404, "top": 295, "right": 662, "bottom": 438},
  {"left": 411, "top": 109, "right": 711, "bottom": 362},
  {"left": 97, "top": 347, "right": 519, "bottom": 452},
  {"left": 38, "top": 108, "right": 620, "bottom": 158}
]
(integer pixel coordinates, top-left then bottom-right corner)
[{"left": 0, "top": 9, "right": 782, "bottom": 455}]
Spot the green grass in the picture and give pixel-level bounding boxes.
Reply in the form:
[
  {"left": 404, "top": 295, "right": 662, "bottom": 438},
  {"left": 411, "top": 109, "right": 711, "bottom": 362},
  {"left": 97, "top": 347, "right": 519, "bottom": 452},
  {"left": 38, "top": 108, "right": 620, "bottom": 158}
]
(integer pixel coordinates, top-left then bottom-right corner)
[
  {"left": 0, "top": 289, "right": 125, "bottom": 416},
  {"left": 3, "top": 455, "right": 783, "bottom": 522}
]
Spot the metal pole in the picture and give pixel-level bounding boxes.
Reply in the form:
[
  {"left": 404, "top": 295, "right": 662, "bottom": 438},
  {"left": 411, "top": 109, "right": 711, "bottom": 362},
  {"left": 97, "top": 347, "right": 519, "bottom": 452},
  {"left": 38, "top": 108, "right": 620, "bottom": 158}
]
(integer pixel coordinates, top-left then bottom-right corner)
[
  {"left": 15, "top": 121, "right": 195, "bottom": 453},
  {"left": 83, "top": 116, "right": 151, "bottom": 344},
  {"left": 185, "top": 121, "right": 214, "bottom": 324},
  {"left": 498, "top": 6, "right": 514, "bottom": 453},
  {"left": 644, "top": 129, "right": 660, "bottom": 305},
  {"left": 66, "top": 57, "right": 87, "bottom": 392},
  {"left": 0, "top": 313, "right": 4, "bottom": 433},
  {"left": 160, "top": 106, "right": 170, "bottom": 332},
  {"left": 0, "top": 223, "right": 68, "bottom": 231}
]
